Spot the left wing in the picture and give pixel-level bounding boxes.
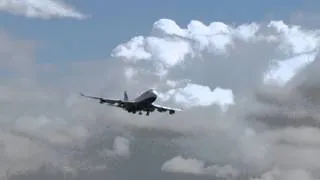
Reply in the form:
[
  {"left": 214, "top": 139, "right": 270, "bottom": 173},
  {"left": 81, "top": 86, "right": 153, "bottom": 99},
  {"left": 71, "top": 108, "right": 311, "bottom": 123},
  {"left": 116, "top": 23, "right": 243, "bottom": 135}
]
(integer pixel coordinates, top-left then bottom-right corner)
[
  {"left": 80, "top": 92, "right": 125, "bottom": 107},
  {"left": 151, "top": 103, "right": 183, "bottom": 115}
]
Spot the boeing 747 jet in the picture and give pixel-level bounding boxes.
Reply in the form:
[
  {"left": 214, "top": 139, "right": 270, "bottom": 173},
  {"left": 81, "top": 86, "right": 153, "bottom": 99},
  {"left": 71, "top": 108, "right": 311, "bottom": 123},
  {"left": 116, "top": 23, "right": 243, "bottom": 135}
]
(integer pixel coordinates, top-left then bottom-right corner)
[{"left": 80, "top": 89, "right": 182, "bottom": 116}]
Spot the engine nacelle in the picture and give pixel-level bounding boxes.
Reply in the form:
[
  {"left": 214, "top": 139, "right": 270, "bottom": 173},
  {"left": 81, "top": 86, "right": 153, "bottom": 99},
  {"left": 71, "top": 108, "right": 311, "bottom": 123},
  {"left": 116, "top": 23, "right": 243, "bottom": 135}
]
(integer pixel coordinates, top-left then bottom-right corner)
[
  {"left": 116, "top": 103, "right": 122, "bottom": 107},
  {"left": 169, "top": 110, "right": 175, "bottom": 115},
  {"left": 157, "top": 109, "right": 165, "bottom": 112}
]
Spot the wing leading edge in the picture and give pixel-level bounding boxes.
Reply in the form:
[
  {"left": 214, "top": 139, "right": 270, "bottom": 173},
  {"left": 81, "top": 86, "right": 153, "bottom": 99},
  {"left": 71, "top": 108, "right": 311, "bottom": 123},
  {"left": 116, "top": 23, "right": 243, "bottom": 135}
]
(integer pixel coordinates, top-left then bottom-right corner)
[{"left": 79, "top": 92, "right": 128, "bottom": 107}]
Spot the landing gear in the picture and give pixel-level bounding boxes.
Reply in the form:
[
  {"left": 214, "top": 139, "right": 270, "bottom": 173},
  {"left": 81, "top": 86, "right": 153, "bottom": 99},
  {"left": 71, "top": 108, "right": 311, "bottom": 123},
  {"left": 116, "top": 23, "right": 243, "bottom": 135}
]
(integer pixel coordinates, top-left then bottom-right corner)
[{"left": 133, "top": 110, "right": 150, "bottom": 116}]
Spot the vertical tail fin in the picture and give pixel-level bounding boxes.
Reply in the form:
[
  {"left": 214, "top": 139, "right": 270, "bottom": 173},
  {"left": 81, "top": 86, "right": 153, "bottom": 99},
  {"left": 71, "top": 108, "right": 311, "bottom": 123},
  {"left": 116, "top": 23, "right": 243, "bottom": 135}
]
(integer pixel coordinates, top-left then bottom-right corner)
[{"left": 124, "top": 90, "right": 128, "bottom": 101}]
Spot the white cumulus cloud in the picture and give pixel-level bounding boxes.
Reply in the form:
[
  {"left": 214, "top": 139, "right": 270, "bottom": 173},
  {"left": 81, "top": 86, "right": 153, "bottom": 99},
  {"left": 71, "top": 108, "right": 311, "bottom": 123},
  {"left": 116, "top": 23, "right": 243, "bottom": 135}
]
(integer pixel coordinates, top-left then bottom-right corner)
[
  {"left": 111, "top": 19, "right": 319, "bottom": 99},
  {"left": 159, "top": 83, "right": 234, "bottom": 111},
  {"left": 162, "top": 156, "right": 240, "bottom": 179},
  {"left": 0, "top": 0, "right": 87, "bottom": 19}
]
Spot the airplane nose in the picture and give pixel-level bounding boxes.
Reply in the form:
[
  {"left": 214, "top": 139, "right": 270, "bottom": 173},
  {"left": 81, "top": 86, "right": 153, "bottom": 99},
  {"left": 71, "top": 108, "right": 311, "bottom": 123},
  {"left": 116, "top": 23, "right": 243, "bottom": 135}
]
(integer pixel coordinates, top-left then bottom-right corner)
[{"left": 150, "top": 89, "right": 158, "bottom": 96}]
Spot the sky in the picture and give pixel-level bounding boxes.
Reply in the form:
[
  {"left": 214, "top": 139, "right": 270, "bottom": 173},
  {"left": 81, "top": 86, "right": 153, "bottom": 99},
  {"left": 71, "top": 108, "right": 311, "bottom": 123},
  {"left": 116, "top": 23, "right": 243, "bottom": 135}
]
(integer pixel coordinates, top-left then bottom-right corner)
[
  {"left": 0, "top": 0, "right": 315, "bottom": 63},
  {"left": 2, "top": 0, "right": 320, "bottom": 180}
]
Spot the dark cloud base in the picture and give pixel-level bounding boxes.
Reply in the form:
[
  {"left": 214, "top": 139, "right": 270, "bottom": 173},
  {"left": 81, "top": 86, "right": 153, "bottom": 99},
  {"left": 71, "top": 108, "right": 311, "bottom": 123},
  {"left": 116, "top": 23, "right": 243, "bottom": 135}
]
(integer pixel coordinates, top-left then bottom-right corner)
[{"left": 5, "top": 124, "right": 215, "bottom": 180}]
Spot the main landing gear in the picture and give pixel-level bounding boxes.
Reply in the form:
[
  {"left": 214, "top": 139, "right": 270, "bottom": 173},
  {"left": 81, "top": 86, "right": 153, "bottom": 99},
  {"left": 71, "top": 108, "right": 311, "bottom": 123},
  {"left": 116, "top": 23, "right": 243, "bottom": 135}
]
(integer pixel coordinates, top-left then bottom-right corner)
[
  {"left": 129, "top": 109, "right": 150, "bottom": 116},
  {"left": 136, "top": 111, "right": 149, "bottom": 116}
]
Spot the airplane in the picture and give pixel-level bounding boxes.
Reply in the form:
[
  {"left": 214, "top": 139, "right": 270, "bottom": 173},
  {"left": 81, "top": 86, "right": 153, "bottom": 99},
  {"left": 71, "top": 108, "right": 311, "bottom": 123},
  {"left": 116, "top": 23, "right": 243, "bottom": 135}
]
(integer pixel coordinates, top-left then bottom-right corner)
[{"left": 79, "top": 88, "right": 182, "bottom": 116}]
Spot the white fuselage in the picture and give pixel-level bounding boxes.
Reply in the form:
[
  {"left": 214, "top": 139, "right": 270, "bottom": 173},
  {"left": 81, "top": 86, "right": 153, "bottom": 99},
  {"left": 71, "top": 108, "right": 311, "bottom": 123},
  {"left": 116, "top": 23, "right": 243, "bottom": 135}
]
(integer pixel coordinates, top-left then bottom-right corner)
[{"left": 134, "top": 89, "right": 158, "bottom": 105}]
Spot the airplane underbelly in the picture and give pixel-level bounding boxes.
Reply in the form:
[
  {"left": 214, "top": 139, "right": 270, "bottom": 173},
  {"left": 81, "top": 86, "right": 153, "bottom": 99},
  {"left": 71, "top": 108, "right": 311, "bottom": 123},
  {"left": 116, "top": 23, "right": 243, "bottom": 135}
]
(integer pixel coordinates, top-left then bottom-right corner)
[
  {"left": 142, "top": 96, "right": 157, "bottom": 104},
  {"left": 135, "top": 96, "right": 156, "bottom": 110}
]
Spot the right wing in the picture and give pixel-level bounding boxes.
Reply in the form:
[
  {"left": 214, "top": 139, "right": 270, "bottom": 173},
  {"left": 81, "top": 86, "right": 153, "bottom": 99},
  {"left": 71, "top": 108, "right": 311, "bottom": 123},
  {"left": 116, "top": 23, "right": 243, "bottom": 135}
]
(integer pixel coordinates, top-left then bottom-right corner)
[
  {"left": 151, "top": 103, "right": 183, "bottom": 115},
  {"left": 80, "top": 92, "right": 126, "bottom": 107}
]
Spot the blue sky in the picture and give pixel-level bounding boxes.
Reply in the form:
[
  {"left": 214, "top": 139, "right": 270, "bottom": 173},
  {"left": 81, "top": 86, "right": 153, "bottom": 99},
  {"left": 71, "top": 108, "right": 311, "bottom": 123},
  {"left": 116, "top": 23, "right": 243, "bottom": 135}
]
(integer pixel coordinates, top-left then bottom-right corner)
[{"left": 0, "top": 0, "right": 314, "bottom": 65}]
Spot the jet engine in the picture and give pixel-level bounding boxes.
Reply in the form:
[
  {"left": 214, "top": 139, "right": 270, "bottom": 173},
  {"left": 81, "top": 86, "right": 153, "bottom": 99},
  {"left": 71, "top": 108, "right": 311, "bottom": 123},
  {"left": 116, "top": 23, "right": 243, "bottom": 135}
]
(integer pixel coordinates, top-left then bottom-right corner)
[
  {"left": 169, "top": 110, "right": 175, "bottom": 115},
  {"left": 157, "top": 109, "right": 166, "bottom": 112}
]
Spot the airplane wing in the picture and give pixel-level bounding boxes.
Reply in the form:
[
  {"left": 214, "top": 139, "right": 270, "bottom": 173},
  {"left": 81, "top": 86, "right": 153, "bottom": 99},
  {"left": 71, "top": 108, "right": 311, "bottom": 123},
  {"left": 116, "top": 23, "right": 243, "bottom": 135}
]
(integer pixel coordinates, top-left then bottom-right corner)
[
  {"left": 80, "top": 92, "right": 125, "bottom": 107},
  {"left": 151, "top": 103, "right": 183, "bottom": 114}
]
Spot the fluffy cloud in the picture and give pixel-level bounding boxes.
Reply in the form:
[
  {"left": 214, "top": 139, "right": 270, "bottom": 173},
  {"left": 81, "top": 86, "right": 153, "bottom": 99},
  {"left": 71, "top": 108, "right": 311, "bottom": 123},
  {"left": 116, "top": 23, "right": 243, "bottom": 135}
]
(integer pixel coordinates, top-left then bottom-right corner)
[
  {"left": 112, "top": 18, "right": 320, "bottom": 102},
  {"left": 264, "top": 52, "right": 316, "bottom": 85},
  {"left": 0, "top": 0, "right": 87, "bottom": 19},
  {"left": 109, "top": 18, "right": 320, "bottom": 179},
  {"left": 3, "top": 17, "right": 320, "bottom": 180},
  {"left": 104, "top": 136, "right": 130, "bottom": 158},
  {"left": 252, "top": 168, "right": 316, "bottom": 180},
  {"left": 162, "top": 156, "right": 240, "bottom": 179},
  {"left": 158, "top": 84, "right": 234, "bottom": 112}
]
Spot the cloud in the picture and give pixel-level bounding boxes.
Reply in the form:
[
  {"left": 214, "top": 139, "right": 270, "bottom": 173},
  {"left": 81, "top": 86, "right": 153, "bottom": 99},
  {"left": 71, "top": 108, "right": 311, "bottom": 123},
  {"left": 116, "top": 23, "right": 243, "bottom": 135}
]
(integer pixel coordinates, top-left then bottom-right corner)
[
  {"left": 264, "top": 52, "right": 316, "bottom": 85},
  {"left": 108, "top": 18, "right": 320, "bottom": 179},
  {"left": 104, "top": 136, "right": 130, "bottom": 158},
  {"left": 111, "top": 19, "right": 320, "bottom": 97},
  {"left": 0, "top": 0, "right": 88, "bottom": 19},
  {"left": 251, "top": 168, "right": 316, "bottom": 180},
  {"left": 158, "top": 84, "right": 234, "bottom": 111},
  {"left": 162, "top": 156, "right": 240, "bottom": 179},
  {"left": 162, "top": 156, "right": 206, "bottom": 175},
  {"left": 3, "top": 16, "right": 320, "bottom": 180}
]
